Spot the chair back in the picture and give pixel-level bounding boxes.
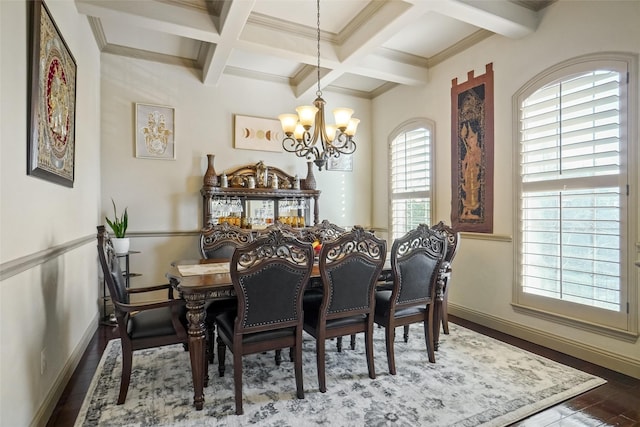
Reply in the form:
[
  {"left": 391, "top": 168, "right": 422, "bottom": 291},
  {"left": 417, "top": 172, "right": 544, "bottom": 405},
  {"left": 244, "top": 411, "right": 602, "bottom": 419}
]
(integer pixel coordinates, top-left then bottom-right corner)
[
  {"left": 230, "top": 228, "right": 314, "bottom": 334},
  {"left": 301, "top": 219, "right": 346, "bottom": 244},
  {"left": 390, "top": 224, "right": 447, "bottom": 307},
  {"left": 200, "top": 222, "right": 254, "bottom": 259},
  {"left": 318, "top": 226, "right": 386, "bottom": 319},
  {"left": 256, "top": 220, "right": 303, "bottom": 239},
  {"left": 97, "top": 225, "right": 129, "bottom": 317},
  {"left": 431, "top": 221, "right": 460, "bottom": 265}
]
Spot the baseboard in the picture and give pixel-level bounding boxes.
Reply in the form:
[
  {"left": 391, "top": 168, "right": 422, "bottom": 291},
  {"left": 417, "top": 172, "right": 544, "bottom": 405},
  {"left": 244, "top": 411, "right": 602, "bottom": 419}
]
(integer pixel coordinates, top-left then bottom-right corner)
[
  {"left": 30, "top": 314, "right": 99, "bottom": 427},
  {"left": 449, "top": 304, "right": 640, "bottom": 380}
]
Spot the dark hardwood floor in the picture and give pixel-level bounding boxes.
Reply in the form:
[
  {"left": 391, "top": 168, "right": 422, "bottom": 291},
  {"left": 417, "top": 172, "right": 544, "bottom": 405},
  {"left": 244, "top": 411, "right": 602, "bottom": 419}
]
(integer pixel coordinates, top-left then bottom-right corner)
[{"left": 47, "top": 315, "right": 639, "bottom": 427}]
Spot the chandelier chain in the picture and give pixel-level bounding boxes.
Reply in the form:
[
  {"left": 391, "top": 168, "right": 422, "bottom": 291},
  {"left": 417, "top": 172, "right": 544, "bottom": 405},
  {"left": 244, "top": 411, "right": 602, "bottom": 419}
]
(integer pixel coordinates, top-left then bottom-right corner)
[{"left": 316, "top": 0, "right": 321, "bottom": 97}]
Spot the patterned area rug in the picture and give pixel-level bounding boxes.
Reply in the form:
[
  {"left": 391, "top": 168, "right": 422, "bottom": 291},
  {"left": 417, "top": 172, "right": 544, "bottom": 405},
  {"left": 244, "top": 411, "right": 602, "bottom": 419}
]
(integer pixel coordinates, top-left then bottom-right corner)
[{"left": 75, "top": 324, "right": 605, "bottom": 426}]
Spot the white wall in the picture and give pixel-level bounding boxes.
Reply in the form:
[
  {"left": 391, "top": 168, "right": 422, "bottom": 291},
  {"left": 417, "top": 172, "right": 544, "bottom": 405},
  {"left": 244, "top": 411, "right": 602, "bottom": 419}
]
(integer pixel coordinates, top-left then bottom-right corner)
[
  {"left": 99, "top": 55, "right": 373, "bottom": 286},
  {"left": 0, "top": 1, "right": 102, "bottom": 426},
  {"left": 372, "top": 0, "right": 640, "bottom": 377}
]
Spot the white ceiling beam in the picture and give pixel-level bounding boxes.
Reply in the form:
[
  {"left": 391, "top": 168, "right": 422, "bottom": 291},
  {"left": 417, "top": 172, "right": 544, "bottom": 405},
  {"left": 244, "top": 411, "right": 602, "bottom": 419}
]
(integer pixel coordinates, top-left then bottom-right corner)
[
  {"left": 75, "top": 0, "right": 221, "bottom": 43},
  {"left": 425, "top": 0, "right": 540, "bottom": 38},
  {"left": 202, "top": 0, "right": 255, "bottom": 86}
]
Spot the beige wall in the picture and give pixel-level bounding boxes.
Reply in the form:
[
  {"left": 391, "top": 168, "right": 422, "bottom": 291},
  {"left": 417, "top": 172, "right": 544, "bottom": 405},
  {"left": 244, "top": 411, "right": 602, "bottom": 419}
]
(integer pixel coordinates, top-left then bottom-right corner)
[
  {"left": 1, "top": 0, "right": 639, "bottom": 426},
  {"left": 372, "top": 0, "right": 640, "bottom": 377},
  {"left": 0, "top": 1, "right": 102, "bottom": 426}
]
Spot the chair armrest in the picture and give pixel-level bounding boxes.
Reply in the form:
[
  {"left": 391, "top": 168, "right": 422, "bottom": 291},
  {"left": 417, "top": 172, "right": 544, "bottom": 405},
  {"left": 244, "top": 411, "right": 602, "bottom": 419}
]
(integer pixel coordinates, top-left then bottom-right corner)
[
  {"left": 114, "top": 298, "right": 184, "bottom": 313},
  {"left": 127, "top": 283, "right": 175, "bottom": 299}
]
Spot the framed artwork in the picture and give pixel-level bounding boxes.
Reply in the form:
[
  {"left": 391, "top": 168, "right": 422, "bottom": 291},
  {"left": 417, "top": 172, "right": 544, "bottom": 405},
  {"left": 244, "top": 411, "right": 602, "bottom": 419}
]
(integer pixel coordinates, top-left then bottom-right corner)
[
  {"left": 234, "top": 114, "right": 284, "bottom": 152},
  {"left": 326, "top": 154, "right": 353, "bottom": 172},
  {"left": 450, "top": 63, "right": 494, "bottom": 233},
  {"left": 135, "top": 103, "right": 175, "bottom": 160},
  {"left": 28, "top": 0, "right": 77, "bottom": 187}
]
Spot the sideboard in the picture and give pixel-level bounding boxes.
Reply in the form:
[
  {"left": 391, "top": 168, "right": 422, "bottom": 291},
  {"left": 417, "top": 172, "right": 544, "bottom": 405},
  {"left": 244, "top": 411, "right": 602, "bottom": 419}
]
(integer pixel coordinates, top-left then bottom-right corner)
[{"left": 200, "top": 156, "right": 321, "bottom": 228}]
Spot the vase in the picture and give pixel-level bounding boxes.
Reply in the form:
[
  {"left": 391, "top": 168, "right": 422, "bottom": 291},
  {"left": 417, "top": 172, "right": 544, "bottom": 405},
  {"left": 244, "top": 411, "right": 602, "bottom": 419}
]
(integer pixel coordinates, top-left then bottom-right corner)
[
  {"left": 203, "top": 154, "right": 218, "bottom": 187},
  {"left": 302, "top": 162, "right": 316, "bottom": 190},
  {"left": 111, "top": 237, "right": 130, "bottom": 255}
]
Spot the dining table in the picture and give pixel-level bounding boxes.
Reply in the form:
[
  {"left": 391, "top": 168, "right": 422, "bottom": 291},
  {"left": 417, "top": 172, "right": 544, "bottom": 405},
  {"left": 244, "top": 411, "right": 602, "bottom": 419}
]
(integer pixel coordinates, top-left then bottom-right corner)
[{"left": 167, "top": 257, "right": 394, "bottom": 410}]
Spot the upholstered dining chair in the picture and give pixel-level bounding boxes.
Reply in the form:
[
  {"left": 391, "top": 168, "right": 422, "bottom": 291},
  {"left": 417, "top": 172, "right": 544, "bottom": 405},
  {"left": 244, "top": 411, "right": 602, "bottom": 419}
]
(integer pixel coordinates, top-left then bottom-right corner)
[
  {"left": 430, "top": 221, "right": 461, "bottom": 335},
  {"left": 396, "top": 221, "right": 461, "bottom": 346},
  {"left": 96, "top": 225, "right": 188, "bottom": 404},
  {"left": 199, "top": 223, "right": 254, "bottom": 367},
  {"left": 303, "top": 226, "right": 386, "bottom": 392},
  {"left": 374, "top": 224, "right": 447, "bottom": 374},
  {"left": 299, "top": 220, "right": 360, "bottom": 352},
  {"left": 215, "top": 228, "right": 314, "bottom": 415}
]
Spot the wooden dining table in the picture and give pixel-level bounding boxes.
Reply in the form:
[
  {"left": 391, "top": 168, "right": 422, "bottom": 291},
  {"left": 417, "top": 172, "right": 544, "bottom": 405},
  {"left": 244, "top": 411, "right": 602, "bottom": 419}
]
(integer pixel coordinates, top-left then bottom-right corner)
[{"left": 167, "top": 257, "right": 393, "bottom": 410}]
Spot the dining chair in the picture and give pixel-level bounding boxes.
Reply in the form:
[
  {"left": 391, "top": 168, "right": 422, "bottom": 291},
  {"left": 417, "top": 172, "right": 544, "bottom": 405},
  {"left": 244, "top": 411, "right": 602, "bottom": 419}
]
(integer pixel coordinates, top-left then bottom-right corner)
[
  {"left": 96, "top": 225, "right": 188, "bottom": 404},
  {"left": 300, "top": 220, "right": 359, "bottom": 352},
  {"left": 215, "top": 228, "right": 314, "bottom": 415},
  {"left": 374, "top": 224, "right": 447, "bottom": 374},
  {"left": 396, "top": 221, "right": 461, "bottom": 346},
  {"left": 302, "top": 225, "right": 386, "bottom": 392},
  {"left": 431, "top": 221, "right": 461, "bottom": 335},
  {"left": 199, "top": 223, "right": 254, "bottom": 368}
]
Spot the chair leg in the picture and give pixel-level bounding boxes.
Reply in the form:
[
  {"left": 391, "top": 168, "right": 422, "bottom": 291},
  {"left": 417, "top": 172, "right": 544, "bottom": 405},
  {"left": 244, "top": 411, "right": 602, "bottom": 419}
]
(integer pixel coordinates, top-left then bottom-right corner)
[
  {"left": 207, "top": 322, "right": 215, "bottom": 364},
  {"left": 275, "top": 349, "right": 282, "bottom": 365},
  {"left": 336, "top": 336, "right": 343, "bottom": 352},
  {"left": 217, "top": 335, "right": 226, "bottom": 377},
  {"left": 350, "top": 334, "right": 356, "bottom": 350},
  {"left": 317, "top": 337, "right": 327, "bottom": 393},
  {"left": 385, "top": 325, "right": 396, "bottom": 375},
  {"left": 294, "top": 340, "right": 304, "bottom": 399},
  {"left": 403, "top": 325, "right": 409, "bottom": 343},
  {"left": 434, "top": 300, "right": 442, "bottom": 351},
  {"left": 233, "top": 351, "right": 243, "bottom": 415},
  {"left": 365, "top": 325, "right": 376, "bottom": 379},
  {"left": 441, "top": 296, "right": 449, "bottom": 334},
  {"left": 118, "top": 346, "right": 133, "bottom": 404},
  {"left": 425, "top": 307, "right": 436, "bottom": 363},
  {"left": 289, "top": 346, "right": 294, "bottom": 362}
]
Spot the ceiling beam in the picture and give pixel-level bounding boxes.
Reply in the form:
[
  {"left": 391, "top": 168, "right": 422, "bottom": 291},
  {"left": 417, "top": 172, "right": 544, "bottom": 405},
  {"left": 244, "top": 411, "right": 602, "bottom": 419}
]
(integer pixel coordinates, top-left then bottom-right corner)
[
  {"left": 201, "top": 0, "right": 255, "bottom": 86},
  {"left": 75, "top": 0, "right": 221, "bottom": 43}
]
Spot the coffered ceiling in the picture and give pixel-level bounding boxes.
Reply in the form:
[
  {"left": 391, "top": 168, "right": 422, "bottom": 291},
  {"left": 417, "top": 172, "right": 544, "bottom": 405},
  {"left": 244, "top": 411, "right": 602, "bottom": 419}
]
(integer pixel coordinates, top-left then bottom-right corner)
[{"left": 75, "top": 0, "right": 553, "bottom": 99}]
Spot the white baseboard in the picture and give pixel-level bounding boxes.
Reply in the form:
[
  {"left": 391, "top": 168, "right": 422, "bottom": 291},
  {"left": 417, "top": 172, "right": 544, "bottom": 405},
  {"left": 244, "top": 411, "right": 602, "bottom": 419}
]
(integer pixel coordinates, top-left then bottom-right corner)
[
  {"left": 31, "top": 314, "right": 99, "bottom": 427},
  {"left": 449, "top": 304, "right": 640, "bottom": 380}
]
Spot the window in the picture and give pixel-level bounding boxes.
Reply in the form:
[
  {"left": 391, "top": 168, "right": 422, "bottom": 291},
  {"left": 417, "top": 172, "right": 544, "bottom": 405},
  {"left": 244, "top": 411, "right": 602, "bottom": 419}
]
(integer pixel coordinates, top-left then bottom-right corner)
[
  {"left": 389, "top": 119, "right": 434, "bottom": 241},
  {"left": 514, "top": 54, "right": 636, "bottom": 333}
]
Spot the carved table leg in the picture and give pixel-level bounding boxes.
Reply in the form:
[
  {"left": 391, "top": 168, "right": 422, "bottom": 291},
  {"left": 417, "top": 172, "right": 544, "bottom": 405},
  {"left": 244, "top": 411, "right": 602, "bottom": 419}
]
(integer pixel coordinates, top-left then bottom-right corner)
[{"left": 185, "top": 295, "right": 207, "bottom": 410}]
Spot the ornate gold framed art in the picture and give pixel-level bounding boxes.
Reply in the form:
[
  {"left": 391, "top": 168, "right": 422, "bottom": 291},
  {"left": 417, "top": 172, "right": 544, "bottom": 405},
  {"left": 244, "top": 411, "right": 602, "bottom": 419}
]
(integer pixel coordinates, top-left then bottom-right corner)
[
  {"left": 450, "top": 63, "right": 494, "bottom": 233},
  {"left": 28, "top": 0, "right": 77, "bottom": 187}
]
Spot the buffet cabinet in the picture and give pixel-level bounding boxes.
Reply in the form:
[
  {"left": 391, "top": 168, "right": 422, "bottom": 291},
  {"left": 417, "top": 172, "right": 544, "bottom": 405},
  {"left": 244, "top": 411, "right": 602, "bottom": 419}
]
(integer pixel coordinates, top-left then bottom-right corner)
[{"left": 201, "top": 156, "right": 321, "bottom": 229}]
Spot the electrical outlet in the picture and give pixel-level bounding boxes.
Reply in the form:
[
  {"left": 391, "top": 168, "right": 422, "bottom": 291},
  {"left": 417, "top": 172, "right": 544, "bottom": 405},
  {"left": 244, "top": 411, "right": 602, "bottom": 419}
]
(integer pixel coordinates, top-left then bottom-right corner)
[{"left": 40, "top": 348, "right": 46, "bottom": 375}]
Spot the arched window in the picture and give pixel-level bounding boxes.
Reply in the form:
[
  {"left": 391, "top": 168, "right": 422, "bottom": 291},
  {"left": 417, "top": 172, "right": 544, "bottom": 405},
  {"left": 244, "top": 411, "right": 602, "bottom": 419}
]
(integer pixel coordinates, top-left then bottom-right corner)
[
  {"left": 388, "top": 118, "right": 435, "bottom": 241},
  {"left": 514, "top": 53, "right": 636, "bottom": 334}
]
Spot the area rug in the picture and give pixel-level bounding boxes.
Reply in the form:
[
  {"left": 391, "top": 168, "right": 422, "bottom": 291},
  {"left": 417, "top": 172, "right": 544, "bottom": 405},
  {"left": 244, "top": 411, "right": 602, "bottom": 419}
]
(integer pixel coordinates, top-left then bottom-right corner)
[{"left": 74, "top": 323, "right": 605, "bottom": 427}]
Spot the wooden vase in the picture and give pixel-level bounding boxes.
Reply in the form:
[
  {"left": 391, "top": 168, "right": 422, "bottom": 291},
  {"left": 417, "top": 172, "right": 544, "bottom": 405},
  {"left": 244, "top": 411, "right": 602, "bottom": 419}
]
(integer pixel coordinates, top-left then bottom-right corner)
[
  {"left": 203, "top": 154, "right": 218, "bottom": 187},
  {"left": 302, "top": 161, "right": 316, "bottom": 190}
]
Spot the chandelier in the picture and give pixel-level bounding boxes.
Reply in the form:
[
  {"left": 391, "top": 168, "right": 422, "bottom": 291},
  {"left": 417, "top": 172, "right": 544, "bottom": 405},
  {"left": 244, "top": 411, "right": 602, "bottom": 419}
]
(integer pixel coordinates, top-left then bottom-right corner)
[{"left": 278, "top": 0, "right": 359, "bottom": 171}]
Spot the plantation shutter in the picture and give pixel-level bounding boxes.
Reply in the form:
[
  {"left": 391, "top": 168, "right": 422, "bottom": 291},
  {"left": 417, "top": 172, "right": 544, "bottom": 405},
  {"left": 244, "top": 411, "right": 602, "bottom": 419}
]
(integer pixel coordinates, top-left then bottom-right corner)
[
  {"left": 390, "top": 127, "right": 431, "bottom": 241},
  {"left": 519, "top": 69, "right": 624, "bottom": 312}
]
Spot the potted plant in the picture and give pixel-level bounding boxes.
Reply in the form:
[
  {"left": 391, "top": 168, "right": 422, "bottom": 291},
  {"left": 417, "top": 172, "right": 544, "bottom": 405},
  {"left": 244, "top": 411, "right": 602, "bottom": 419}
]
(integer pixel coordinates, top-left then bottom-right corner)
[{"left": 105, "top": 199, "right": 130, "bottom": 254}]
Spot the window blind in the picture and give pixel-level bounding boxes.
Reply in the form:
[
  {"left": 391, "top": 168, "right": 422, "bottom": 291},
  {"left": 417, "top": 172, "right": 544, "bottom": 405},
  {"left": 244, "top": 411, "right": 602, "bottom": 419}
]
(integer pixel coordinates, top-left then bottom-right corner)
[
  {"left": 390, "top": 127, "right": 431, "bottom": 241},
  {"left": 520, "top": 69, "right": 623, "bottom": 311}
]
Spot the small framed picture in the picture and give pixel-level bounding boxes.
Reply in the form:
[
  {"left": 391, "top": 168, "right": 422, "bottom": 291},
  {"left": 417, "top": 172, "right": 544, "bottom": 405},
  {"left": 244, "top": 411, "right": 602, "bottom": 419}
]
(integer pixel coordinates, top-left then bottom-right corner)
[
  {"left": 326, "top": 154, "right": 353, "bottom": 172},
  {"left": 135, "top": 103, "right": 175, "bottom": 160},
  {"left": 234, "top": 114, "right": 284, "bottom": 152}
]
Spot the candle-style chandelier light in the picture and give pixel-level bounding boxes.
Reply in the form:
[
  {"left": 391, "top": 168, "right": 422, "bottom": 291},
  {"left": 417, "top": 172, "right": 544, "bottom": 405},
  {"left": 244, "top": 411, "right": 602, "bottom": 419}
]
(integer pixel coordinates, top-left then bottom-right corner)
[{"left": 278, "top": 0, "right": 359, "bottom": 171}]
